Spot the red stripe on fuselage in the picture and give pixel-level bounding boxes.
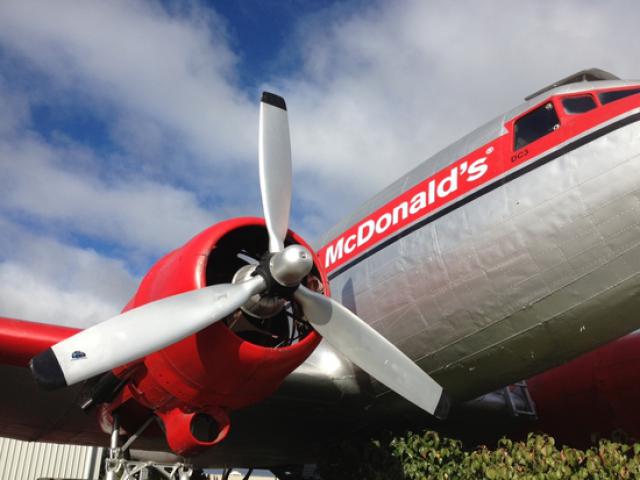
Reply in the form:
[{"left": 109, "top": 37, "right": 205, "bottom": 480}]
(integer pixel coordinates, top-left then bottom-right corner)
[
  {"left": 319, "top": 138, "right": 507, "bottom": 273},
  {"left": 319, "top": 87, "right": 640, "bottom": 275}
]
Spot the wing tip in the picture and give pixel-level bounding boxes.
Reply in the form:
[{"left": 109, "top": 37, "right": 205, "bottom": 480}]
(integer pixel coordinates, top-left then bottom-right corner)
[
  {"left": 30, "top": 348, "right": 67, "bottom": 390},
  {"left": 261, "top": 91, "right": 287, "bottom": 111}
]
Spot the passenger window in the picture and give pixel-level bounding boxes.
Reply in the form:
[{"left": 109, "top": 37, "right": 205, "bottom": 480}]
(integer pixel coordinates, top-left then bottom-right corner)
[
  {"left": 563, "top": 95, "right": 597, "bottom": 114},
  {"left": 514, "top": 102, "right": 560, "bottom": 150},
  {"left": 599, "top": 88, "right": 640, "bottom": 105}
]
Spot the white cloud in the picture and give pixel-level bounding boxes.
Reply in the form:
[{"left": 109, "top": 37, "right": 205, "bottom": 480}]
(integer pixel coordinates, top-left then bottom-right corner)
[
  {"left": 0, "top": 79, "right": 30, "bottom": 137},
  {"left": 0, "top": 133, "right": 214, "bottom": 256},
  {"left": 3, "top": 0, "right": 640, "bottom": 238},
  {"left": 0, "top": 0, "right": 256, "bottom": 165},
  {"left": 273, "top": 0, "right": 640, "bottom": 231},
  {"left": 0, "top": 219, "right": 138, "bottom": 327},
  {"left": 0, "top": 0, "right": 263, "bottom": 326}
]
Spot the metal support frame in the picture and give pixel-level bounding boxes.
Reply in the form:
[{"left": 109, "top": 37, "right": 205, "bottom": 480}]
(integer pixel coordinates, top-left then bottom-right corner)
[
  {"left": 103, "top": 414, "right": 195, "bottom": 480},
  {"left": 105, "top": 459, "right": 194, "bottom": 480}
]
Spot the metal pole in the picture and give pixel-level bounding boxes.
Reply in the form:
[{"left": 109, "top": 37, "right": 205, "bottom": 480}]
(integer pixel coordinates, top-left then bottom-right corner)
[
  {"left": 110, "top": 415, "right": 120, "bottom": 454},
  {"left": 121, "top": 415, "right": 155, "bottom": 453},
  {"left": 105, "top": 415, "right": 120, "bottom": 480}
]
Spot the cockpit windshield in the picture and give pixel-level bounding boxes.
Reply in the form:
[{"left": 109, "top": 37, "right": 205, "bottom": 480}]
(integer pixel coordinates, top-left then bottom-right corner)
[{"left": 514, "top": 102, "right": 560, "bottom": 150}]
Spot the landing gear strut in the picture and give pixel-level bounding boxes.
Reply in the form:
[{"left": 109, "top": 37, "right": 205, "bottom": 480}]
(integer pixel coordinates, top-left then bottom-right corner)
[{"left": 104, "top": 414, "right": 196, "bottom": 480}]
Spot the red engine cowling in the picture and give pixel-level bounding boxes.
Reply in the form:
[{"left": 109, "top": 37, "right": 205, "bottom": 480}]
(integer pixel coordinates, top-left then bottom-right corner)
[{"left": 106, "top": 218, "right": 326, "bottom": 455}]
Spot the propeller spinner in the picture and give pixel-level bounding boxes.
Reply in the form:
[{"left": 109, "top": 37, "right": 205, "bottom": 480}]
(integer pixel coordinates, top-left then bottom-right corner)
[{"left": 30, "top": 92, "right": 446, "bottom": 417}]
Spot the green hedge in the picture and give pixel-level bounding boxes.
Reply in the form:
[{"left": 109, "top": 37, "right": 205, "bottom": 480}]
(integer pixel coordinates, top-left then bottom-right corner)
[{"left": 318, "top": 431, "right": 640, "bottom": 479}]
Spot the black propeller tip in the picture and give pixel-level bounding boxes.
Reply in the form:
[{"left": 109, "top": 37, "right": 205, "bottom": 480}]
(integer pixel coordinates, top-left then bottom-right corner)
[
  {"left": 433, "top": 391, "right": 451, "bottom": 420},
  {"left": 261, "top": 91, "right": 287, "bottom": 111},
  {"left": 30, "top": 348, "right": 67, "bottom": 390}
]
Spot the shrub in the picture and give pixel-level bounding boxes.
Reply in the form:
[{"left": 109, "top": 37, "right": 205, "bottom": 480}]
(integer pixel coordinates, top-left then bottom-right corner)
[{"left": 318, "top": 431, "right": 640, "bottom": 479}]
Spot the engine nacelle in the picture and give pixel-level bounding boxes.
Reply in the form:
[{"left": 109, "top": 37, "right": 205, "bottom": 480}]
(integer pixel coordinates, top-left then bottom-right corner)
[{"left": 107, "top": 218, "right": 327, "bottom": 455}]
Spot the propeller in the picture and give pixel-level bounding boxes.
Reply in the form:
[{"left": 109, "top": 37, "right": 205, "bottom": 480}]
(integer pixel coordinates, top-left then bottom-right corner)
[
  {"left": 294, "top": 286, "right": 443, "bottom": 415},
  {"left": 260, "top": 92, "right": 292, "bottom": 253},
  {"left": 30, "top": 276, "right": 266, "bottom": 389},
  {"left": 30, "top": 92, "right": 446, "bottom": 418}
]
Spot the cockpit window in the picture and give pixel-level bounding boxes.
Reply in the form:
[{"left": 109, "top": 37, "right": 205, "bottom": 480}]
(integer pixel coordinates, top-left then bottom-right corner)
[
  {"left": 562, "top": 95, "right": 597, "bottom": 114},
  {"left": 599, "top": 88, "right": 640, "bottom": 105},
  {"left": 514, "top": 102, "right": 560, "bottom": 150}
]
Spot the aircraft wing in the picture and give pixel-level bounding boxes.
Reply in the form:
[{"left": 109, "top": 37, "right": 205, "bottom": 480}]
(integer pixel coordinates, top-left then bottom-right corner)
[
  {"left": 0, "top": 317, "right": 79, "bottom": 368},
  {"left": 0, "top": 317, "right": 103, "bottom": 444}
]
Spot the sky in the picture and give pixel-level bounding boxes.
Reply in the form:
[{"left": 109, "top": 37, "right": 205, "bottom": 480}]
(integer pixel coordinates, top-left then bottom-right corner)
[{"left": 1, "top": 0, "right": 639, "bottom": 327}]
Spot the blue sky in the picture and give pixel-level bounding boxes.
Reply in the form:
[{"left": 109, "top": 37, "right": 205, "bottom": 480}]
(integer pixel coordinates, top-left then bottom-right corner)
[{"left": 1, "top": 0, "right": 639, "bottom": 327}]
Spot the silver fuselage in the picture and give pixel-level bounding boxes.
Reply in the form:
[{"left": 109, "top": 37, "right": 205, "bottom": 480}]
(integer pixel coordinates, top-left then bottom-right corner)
[{"left": 310, "top": 80, "right": 640, "bottom": 404}]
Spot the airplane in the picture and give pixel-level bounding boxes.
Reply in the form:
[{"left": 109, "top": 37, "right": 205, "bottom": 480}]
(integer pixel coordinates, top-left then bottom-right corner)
[{"left": 1, "top": 67, "right": 640, "bottom": 479}]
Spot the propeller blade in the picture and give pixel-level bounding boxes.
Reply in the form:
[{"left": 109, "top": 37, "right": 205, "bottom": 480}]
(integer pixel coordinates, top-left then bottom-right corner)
[
  {"left": 31, "top": 276, "right": 266, "bottom": 389},
  {"left": 259, "top": 92, "right": 292, "bottom": 253},
  {"left": 294, "top": 285, "right": 444, "bottom": 416}
]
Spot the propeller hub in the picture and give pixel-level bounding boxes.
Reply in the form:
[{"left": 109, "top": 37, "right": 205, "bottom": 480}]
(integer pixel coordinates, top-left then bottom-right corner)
[
  {"left": 269, "top": 245, "right": 313, "bottom": 287},
  {"left": 230, "top": 245, "right": 313, "bottom": 320},
  {"left": 232, "top": 265, "right": 285, "bottom": 319}
]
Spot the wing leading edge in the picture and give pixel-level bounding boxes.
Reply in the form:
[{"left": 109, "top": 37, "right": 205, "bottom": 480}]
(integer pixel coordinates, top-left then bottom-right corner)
[{"left": 0, "top": 317, "right": 79, "bottom": 367}]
